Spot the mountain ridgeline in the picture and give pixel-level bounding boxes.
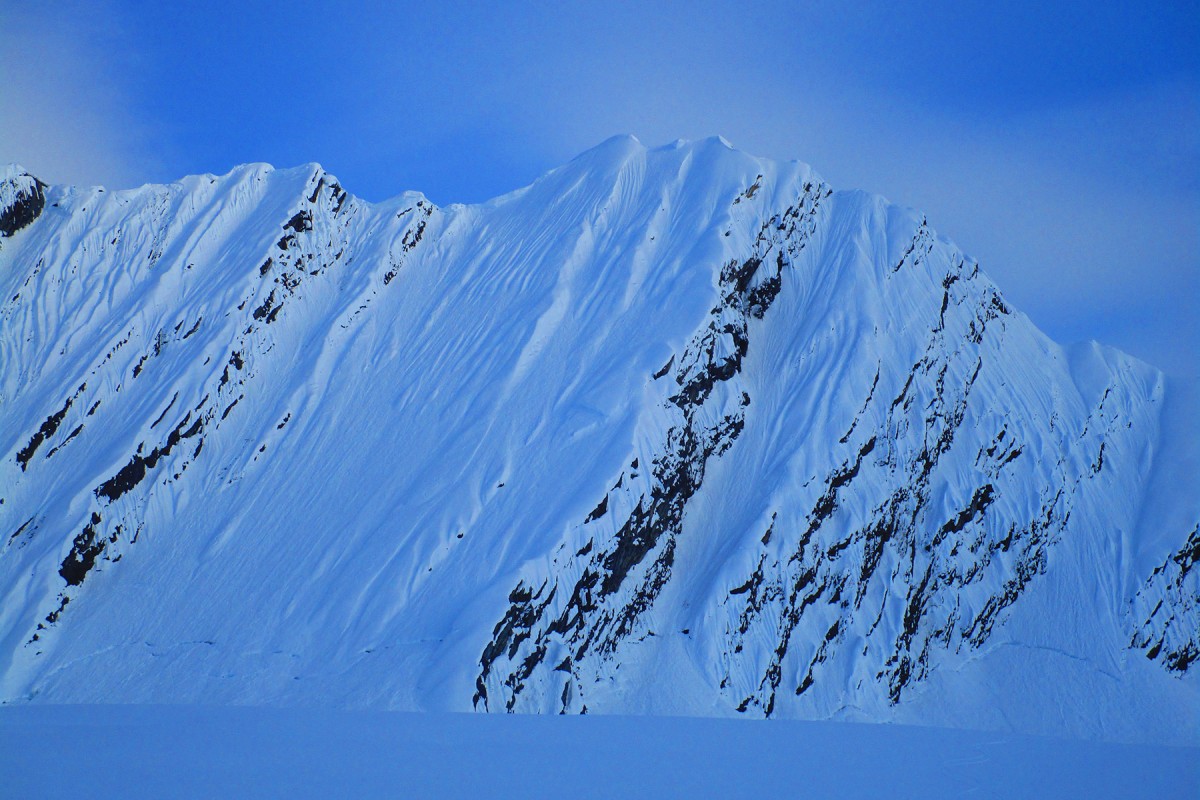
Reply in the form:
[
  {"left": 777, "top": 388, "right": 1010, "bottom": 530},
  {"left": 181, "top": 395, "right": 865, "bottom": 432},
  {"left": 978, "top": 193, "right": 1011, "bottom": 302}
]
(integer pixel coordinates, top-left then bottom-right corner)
[{"left": 0, "top": 139, "right": 1195, "bottom": 743}]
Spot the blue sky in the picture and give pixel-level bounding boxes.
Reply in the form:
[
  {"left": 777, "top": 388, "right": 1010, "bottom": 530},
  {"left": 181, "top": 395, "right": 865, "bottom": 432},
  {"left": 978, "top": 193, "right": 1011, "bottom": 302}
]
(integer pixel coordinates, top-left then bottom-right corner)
[{"left": 2, "top": 1, "right": 1197, "bottom": 375}]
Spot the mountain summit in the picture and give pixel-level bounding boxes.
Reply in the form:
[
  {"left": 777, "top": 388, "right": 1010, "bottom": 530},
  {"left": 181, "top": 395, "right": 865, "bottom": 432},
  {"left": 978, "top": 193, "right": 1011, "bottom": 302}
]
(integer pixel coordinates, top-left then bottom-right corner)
[{"left": 1, "top": 139, "right": 1195, "bottom": 743}]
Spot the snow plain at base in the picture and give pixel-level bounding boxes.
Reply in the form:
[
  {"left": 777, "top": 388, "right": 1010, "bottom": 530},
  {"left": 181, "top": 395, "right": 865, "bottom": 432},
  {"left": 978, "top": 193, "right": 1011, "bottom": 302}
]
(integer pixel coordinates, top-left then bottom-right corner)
[{"left": 0, "top": 704, "right": 1195, "bottom": 799}]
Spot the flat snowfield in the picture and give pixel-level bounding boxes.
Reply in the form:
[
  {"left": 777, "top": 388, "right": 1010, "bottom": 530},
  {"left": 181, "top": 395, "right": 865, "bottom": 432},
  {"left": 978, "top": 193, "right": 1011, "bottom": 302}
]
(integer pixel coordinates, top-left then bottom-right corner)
[{"left": 0, "top": 705, "right": 1194, "bottom": 799}]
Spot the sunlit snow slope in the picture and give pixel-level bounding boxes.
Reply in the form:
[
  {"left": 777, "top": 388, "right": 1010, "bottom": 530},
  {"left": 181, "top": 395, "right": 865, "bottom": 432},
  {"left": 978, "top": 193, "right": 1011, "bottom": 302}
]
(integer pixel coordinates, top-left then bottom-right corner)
[{"left": 1, "top": 138, "right": 1196, "bottom": 743}]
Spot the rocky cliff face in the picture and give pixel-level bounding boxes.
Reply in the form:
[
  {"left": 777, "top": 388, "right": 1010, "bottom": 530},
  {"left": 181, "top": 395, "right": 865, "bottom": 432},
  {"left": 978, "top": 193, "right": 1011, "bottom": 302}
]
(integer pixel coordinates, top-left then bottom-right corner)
[{"left": 0, "top": 140, "right": 1195, "bottom": 742}]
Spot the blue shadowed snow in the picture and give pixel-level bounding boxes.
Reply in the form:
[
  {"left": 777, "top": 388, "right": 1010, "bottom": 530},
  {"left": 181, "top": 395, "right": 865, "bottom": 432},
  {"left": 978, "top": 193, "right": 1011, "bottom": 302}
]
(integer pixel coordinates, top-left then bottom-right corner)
[{"left": 0, "top": 704, "right": 1195, "bottom": 799}]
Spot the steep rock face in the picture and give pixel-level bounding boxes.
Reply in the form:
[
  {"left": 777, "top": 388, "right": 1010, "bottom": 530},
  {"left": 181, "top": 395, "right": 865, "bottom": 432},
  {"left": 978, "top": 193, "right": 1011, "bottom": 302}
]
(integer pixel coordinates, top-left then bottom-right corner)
[
  {"left": 1132, "top": 526, "right": 1199, "bottom": 673},
  {"left": 0, "top": 167, "right": 46, "bottom": 238},
  {"left": 0, "top": 139, "right": 1195, "bottom": 743}
]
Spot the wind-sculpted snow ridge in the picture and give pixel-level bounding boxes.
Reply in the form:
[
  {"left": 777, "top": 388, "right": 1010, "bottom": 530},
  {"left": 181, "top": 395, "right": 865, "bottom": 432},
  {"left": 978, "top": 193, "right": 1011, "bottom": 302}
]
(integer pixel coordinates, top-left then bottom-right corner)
[{"left": 0, "top": 137, "right": 1195, "bottom": 744}]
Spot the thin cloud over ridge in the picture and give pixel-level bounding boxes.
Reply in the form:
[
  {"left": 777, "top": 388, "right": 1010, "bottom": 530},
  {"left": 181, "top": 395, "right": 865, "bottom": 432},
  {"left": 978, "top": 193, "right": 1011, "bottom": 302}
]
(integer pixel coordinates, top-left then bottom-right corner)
[{"left": 0, "top": 2, "right": 159, "bottom": 189}]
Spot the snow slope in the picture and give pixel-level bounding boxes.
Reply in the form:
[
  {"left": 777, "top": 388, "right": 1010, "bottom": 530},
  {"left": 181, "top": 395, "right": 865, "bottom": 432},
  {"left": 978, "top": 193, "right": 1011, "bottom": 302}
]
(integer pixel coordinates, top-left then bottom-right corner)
[
  {"left": 2, "top": 704, "right": 1194, "bottom": 800},
  {"left": 0, "top": 139, "right": 1195, "bottom": 743}
]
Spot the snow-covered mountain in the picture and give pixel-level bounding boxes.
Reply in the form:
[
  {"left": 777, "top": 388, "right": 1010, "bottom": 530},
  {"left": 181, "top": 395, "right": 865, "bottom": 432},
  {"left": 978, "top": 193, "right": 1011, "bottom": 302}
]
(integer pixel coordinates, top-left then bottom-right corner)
[{"left": 1, "top": 137, "right": 1195, "bottom": 743}]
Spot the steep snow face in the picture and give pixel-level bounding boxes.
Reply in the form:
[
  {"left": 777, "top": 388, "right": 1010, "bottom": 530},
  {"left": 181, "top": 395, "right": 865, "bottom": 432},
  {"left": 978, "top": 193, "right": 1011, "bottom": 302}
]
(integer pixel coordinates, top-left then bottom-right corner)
[{"left": 0, "top": 138, "right": 1195, "bottom": 742}]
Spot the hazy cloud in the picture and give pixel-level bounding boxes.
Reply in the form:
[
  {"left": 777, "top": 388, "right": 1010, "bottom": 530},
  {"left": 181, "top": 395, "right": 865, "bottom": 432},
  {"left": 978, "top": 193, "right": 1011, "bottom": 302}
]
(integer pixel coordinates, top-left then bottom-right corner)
[{"left": 0, "top": 2, "right": 156, "bottom": 188}]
